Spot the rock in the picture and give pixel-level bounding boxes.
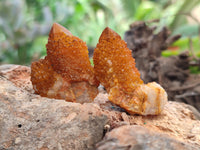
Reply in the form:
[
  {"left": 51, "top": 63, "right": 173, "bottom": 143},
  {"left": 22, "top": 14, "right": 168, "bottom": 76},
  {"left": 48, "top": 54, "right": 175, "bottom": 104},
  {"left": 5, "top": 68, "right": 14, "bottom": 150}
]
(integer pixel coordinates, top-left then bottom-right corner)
[
  {"left": 94, "top": 93, "right": 200, "bottom": 149},
  {"left": 0, "top": 64, "right": 200, "bottom": 149},
  {"left": 0, "top": 74, "right": 108, "bottom": 150},
  {"left": 96, "top": 125, "right": 198, "bottom": 150},
  {"left": 0, "top": 64, "right": 33, "bottom": 92}
]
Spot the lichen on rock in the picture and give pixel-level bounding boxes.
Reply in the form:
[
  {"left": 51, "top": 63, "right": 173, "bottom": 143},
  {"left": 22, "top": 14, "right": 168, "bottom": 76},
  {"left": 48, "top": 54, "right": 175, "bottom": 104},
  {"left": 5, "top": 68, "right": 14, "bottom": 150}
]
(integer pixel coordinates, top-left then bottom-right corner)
[
  {"left": 31, "top": 23, "right": 99, "bottom": 103},
  {"left": 93, "top": 27, "right": 168, "bottom": 115}
]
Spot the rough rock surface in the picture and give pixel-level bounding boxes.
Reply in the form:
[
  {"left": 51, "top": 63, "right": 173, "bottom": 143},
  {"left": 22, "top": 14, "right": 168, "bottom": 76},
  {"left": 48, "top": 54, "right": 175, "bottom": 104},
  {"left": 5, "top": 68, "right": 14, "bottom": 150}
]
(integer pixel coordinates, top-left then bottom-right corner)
[
  {"left": 0, "top": 64, "right": 200, "bottom": 150},
  {"left": 95, "top": 93, "right": 200, "bottom": 148},
  {"left": 0, "top": 66, "right": 107, "bottom": 150},
  {"left": 0, "top": 64, "right": 33, "bottom": 93},
  {"left": 96, "top": 125, "right": 198, "bottom": 150}
]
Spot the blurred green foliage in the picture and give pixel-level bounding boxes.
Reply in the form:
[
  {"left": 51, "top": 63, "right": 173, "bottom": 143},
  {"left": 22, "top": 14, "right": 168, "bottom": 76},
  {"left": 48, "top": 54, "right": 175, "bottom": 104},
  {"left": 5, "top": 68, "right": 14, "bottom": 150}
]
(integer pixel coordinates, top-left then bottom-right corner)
[
  {"left": 190, "top": 66, "right": 200, "bottom": 74},
  {"left": 162, "top": 37, "right": 200, "bottom": 57},
  {"left": 0, "top": 0, "right": 200, "bottom": 65}
]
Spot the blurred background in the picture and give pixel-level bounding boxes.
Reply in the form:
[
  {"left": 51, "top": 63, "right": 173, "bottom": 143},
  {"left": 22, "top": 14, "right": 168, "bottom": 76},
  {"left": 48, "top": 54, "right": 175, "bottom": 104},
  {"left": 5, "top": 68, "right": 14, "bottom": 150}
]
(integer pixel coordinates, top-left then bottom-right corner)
[{"left": 0, "top": 0, "right": 200, "bottom": 65}]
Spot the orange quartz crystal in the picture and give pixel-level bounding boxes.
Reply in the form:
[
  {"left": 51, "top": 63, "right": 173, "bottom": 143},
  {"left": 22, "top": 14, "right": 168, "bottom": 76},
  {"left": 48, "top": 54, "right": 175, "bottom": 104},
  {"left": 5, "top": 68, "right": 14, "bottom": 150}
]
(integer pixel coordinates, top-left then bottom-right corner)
[
  {"left": 94, "top": 27, "right": 143, "bottom": 93},
  {"left": 93, "top": 27, "right": 167, "bottom": 115},
  {"left": 31, "top": 23, "right": 99, "bottom": 103}
]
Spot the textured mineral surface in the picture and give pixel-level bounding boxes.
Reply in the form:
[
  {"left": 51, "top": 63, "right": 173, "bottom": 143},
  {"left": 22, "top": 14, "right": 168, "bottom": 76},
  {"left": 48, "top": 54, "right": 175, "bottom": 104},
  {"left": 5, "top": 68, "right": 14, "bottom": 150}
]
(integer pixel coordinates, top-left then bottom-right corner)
[
  {"left": 0, "top": 65, "right": 199, "bottom": 150},
  {"left": 93, "top": 27, "right": 168, "bottom": 115},
  {"left": 31, "top": 23, "right": 99, "bottom": 103},
  {"left": 96, "top": 125, "right": 198, "bottom": 150},
  {"left": 0, "top": 70, "right": 107, "bottom": 150},
  {"left": 94, "top": 92, "right": 200, "bottom": 149}
]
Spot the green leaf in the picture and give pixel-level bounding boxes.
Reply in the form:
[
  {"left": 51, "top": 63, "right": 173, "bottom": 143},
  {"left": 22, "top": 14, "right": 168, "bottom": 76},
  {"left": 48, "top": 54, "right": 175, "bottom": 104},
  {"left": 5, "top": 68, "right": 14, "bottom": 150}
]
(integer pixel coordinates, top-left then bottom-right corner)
[
  {"left": 90, "top": 58, "right": 94, "bottom": 66},
  {"left": 189, "top": 66, "right": 200, "bottom": 74},
  {"left": 172, "top": 24, "right": 199, "bottom": 37},
  {"left": 162, "top": 50, "right": 179, "bottom": 57},
  {"left": 170, "top": 0, "right": 200, "bottom": 31},
  {"left": 120, "top": 0, "right": 141, "bottom": 18},
  {"left": 134, "top": 1, "right": 161, "bottom": 21},
  {"left": 172, "top": 37, "right": 200, "bottom": 54}
]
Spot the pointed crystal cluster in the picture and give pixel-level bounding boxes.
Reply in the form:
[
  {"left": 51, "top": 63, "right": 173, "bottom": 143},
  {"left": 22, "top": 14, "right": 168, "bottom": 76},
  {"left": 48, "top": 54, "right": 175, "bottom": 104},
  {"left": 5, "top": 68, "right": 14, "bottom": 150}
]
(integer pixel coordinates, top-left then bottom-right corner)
[
  {"left": 31, "top": 23, "right": 168, "bottom": 115},
  {"left": 31, "top": 23, "right": 99, "bottom": 103},
  {"left": 93, "top": 27, "right": 168, "bottom": 115}
]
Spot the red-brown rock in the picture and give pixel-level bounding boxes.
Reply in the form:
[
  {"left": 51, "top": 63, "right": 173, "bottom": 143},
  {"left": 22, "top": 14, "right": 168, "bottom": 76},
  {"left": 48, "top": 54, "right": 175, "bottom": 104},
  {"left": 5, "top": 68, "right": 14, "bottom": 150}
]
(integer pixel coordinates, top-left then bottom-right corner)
[
  {"left": 0, "top": 65, "right": 200, "bottom": 149},
  {"left": 96, "top": 125, "right": 198, "bottom": 150}
]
